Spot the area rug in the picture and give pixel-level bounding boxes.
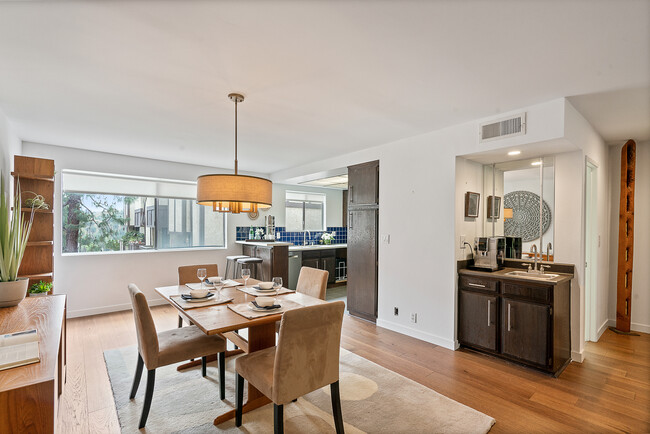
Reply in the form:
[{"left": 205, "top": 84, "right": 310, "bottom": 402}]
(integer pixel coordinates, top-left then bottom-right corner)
[{"left": 105, "top": 346, "right": 495, "bottom": 433}]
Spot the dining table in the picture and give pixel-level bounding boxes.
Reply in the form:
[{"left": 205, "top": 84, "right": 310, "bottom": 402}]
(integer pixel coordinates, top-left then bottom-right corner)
[{"left": 155, "top": 278, "right": 327, "bottom": 426}]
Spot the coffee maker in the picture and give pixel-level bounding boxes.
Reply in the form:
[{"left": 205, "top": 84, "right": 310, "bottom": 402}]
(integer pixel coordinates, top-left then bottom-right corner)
[
  {"left": 473, "top": 236, "right": 506, "bottom": 271},
  {"left": 264, "top": 215, "right": 275, "bottom": 240}
]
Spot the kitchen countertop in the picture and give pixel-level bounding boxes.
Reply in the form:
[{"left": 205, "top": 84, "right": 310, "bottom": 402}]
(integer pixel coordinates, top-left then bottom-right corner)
[
  {"left": 288, "top": 243, "right": 347, "bottom": 251},
  {"left": 235, "top": 241, "right": 292, "bottom": 247},
  {"left": 459, "top": 267, "right": 573, "bottom": 285}
]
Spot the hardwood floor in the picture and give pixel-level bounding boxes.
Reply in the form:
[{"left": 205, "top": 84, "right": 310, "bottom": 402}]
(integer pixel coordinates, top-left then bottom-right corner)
[{"left": 58, "top": 306, "right": 650, "bottom": 433}]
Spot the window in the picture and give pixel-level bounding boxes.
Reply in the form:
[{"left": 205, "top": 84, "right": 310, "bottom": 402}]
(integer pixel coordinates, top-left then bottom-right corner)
[
  {"left": 61, "top": 170, "right": 226, "bottom": 253},
  {"left": 285, "top": 191, "right": 325, "bottom": 231}
]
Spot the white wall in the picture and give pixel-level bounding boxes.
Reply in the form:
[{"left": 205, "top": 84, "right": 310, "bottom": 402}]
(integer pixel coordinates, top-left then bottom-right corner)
[
  {"left": 0, "top": 107, "right": 21, "bottom": 193},
  {"left": 270, "top": 183, "right": 343, "bottom": 228},
  {"left": 22, "top": 142, "right": 263, "bottom": 317},
  {"left": 607, "top": 140, "right": 649, "bottom": 333}
]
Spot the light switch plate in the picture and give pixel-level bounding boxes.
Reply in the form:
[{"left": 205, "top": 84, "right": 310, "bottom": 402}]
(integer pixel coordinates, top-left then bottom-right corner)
[{"left": 382, "top": 234, "right": 390, "bottom": 244}]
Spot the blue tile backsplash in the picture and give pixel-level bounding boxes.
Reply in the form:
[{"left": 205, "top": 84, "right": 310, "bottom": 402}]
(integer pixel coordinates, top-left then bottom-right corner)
[{"left": 236, "top": 226, "right": 347, "bottom": 245}]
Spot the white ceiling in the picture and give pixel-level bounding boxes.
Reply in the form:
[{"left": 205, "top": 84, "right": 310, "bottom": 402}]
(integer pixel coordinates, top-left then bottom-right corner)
[{"left": 0, "top": 1, "right": 648, "bottom": 174}]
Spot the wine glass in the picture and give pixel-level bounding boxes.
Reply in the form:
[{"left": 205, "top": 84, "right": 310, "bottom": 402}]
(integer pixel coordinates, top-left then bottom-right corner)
[
  {"left": 197, "top": 268, "right": 207, "bottom": 291},
  {"left": 241, "top": 268, "right": 251, "bottom": 288},
  {"left": 272, "top": 277, "right": 283, "bottom": 303}
]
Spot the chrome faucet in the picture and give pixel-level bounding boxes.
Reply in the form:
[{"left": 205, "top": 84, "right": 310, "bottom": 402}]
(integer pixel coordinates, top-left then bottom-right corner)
[
  {"left": 530, "top": 244, "right": 539, "bottom": 273},
  {"left": 303, "top": 230, "right": 311, "bottom": 246}
]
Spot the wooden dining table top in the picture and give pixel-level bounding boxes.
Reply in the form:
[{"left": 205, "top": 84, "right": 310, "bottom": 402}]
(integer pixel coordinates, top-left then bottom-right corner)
[{"left": 155, "top": 279, "right": 327, "bottom": 336}]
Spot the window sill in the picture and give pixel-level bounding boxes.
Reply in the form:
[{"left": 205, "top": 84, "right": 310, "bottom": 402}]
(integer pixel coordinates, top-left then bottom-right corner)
[{"left": 61, "top": 246, "right": 228, "bottom": 257}]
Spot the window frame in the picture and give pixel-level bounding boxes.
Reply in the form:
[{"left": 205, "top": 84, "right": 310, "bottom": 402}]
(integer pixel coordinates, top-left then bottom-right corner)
[
  {"left": 60, "top": 171, "right": 228, "bottom": 256},
  {"left": 285, "top": 191, "right": 326, "bottom": 232}
]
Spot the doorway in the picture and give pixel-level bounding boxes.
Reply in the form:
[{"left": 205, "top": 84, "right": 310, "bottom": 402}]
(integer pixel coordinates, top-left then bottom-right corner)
[{"left": 585, "top": 160, "right": 599, "bottom": 341}]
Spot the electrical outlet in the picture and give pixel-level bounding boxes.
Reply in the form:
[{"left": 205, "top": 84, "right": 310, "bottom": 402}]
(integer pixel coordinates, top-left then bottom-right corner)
[
  {"left": 459, "top": 235, "right": 466, "bottom": 249},
  {"left": 410, "top": 313, "right": 417, "bottom": 323},
  {"left": 394, "top": 307, "right": 399, "bottom": 316}
]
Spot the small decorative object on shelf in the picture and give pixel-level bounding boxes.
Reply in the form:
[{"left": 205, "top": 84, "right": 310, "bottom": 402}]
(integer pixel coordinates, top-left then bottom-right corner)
[
  {"left": 255, "top": 227, "right": 264, "bottom": 240},
  {"left": 23, "top": 192, "right": 50, "bottom": 210},
  {"left": 29, "top": 280, "right": 53, "bottom": 296},
  {"left": 321, "top": 232, "right": 335, "bottom": 245}
]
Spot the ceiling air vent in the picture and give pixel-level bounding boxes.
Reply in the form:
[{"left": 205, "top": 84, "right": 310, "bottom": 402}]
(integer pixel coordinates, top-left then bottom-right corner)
[{"left": 480, "top": 113, "right": 526, "bottom": 142}]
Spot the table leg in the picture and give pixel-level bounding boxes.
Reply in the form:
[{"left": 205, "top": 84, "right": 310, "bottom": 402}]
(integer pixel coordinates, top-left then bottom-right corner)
[{"left": 213, "top": 322, "right": 276, "bottom": 426}]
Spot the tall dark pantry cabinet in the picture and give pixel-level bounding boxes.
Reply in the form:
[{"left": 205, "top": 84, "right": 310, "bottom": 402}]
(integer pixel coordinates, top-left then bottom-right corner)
[{"left": 347, "top": 160, "right": 379, "bottom": 322}]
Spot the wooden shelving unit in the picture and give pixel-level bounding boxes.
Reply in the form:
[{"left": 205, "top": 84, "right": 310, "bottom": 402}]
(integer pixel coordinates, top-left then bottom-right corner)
[{"left": 12, "top": 155, "right": 55, "bottom": 294}]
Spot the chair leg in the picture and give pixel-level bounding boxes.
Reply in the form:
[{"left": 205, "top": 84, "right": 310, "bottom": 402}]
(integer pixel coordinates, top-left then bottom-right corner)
[
  {"left": 235, "top": 373, "right": 244, "bottom": 427},
  {"left": 274, "top": 403, "right": 284, "bottom": 434},
  {"left": 218, "top": 352, "right": 226, "bottom": 400},
  {"left": 129, "top": 353, "right": 144, "bottom": 399},
  {"left": 177, "top": 315, "right": 183, "bottom": 328},
  {"left": 330, "top": 381, "right": 344, "bottom": 434},
  {"left": 139, "top": 369, "right": 156, "bottom": 429},
  {"left": 201, "top": 356, "right": 207, "bottom": 377}
]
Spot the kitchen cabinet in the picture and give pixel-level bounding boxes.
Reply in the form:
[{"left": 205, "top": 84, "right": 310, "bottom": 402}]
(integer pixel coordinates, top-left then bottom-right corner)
[
  {"left": 301, "top": 250, "right": 336, "bottom": 284},
  {"left": 240, "top": 243, "right": 288, "bottom": 284},
  {"left": 348, "top": 160, "right": 379, "bottom": 207},
  {"left": 457, "top": 269, "right": 572, "bottom": 376},
  {"left": 347, "top": 208, "right": 378, "bottom": 321}
]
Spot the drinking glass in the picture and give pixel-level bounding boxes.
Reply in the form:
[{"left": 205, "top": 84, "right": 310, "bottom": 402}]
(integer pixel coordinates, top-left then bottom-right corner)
[
  {"left": 272, "top": 277, "right": 283, "bottom": 303},
  {"left": 197, "top": 268, "right": 207, "bottom": 290},
  {"left": 241, "top": 268, "right": 251, "bottom": 288}
]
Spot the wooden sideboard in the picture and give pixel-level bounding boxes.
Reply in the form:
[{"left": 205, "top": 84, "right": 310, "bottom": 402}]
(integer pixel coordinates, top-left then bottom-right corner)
[{"left": 0, "top": 295, "right": 66, "bottom": 433}]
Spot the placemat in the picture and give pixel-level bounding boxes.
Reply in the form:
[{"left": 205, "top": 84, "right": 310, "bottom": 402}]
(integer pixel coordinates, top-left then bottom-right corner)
[
  {"left": 170, "top": 294, "right": 233, "bottom": 310},
  {"left": 227, "top": 299, "right": 303, "bottom": 319},
  {"left": 236, "top": 286, "right": 294, "bottom": 297}
]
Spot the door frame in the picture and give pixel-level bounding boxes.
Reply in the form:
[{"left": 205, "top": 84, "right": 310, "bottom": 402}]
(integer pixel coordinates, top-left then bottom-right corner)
[{"left": 584, "top": 158, "right": 599, "bottom": 342}]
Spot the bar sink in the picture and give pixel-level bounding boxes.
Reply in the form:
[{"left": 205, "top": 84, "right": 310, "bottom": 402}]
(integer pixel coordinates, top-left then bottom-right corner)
[{"left": 505, "top": 270, "right": 559, "bottom": 280}]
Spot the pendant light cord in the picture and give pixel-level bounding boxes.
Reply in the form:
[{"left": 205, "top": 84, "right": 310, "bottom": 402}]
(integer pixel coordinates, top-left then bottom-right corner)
[{"left": 234, "top": 98, "right": 238, "bottom": 175}]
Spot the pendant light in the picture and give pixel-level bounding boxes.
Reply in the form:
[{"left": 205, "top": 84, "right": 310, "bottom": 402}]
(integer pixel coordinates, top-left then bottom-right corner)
[{"left": 197, "top": 93, "right": 272, "bottom": 213}]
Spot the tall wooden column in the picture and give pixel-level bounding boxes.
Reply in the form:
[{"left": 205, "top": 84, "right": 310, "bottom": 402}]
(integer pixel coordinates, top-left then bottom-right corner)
[{"left": 614, "top": 140, "right": 636, "bottom": 333}]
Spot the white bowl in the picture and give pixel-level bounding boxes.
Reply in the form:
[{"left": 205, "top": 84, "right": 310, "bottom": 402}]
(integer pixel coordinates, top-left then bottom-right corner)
[
  {"left": 207, "top": 276, "right": 222, "bottom": 284},
  {"left": 258, "top": 282, "right": 274, "bottom": 290},
  {"left": 190, "top": 288, "right": 209, "bottom": 298},
  {"left": 256, "top": 296, "right": 275, "bottom": 307}
]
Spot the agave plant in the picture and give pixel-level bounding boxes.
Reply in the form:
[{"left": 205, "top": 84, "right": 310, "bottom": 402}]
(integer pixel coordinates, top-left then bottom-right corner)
[{"left": 0, "top": 175, "right": 37, "bottom": 282}]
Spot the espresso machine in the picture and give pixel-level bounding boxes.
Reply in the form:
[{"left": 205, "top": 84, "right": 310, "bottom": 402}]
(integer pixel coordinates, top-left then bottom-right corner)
[
  {"left": 264, "top": 215, "right": 276, "bottom": 240},
  {"left": 472, "top": 236, "right": 506, "bottom": 271}
]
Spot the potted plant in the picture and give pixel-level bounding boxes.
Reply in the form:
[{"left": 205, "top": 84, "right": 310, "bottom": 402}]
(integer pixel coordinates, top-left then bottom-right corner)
[
  {"left": 29, "top": 280, "right": 52, "bottom": 297},
  {"left": 0, "top": 175, "right": 42, "bottom": 307},
  {"left": 320, "top": 232, "right": 335, "bottom": 245}
]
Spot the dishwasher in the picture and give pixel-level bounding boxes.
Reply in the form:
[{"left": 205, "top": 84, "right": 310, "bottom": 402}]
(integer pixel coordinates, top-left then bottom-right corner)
[{"left": 288, "top": 252, "right": 302, "bottom": 290}]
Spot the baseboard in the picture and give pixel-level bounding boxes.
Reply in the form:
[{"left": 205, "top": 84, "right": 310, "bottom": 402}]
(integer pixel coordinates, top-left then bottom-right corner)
[
  {"left": 571, "top": 350, "right": 584, "bottom": 363},
  {"left": 376, "top": 319, "right": 456, "bottom": 350},
  {"left": 606, "top": 318, "right": 650, "bottom": 334},
  {"left": 596, "top": 319, "right": 609, "bottom": 341},
  {"left": 67, "top": 298, "right": 168, "bottom": 318}
]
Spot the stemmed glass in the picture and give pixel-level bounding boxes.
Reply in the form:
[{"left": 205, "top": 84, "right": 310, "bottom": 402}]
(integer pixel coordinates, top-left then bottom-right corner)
[
  {"left": 272, "top": 277, "right": 282, "bottom": 303},
  {"left": 197, "top": 268, "right": 207, "bottom": 291},
  {"left": 241, "top": 268, "right": 251, "bottom": 288}
]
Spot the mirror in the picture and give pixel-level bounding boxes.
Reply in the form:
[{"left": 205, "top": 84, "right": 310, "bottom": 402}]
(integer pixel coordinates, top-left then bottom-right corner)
[{"left": 483, "top": 156, "right": 555, "bottom": 261}]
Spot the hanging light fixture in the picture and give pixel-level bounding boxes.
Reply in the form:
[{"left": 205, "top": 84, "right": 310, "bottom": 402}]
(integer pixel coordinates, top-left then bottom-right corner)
[{"left": 197, "top": 93, "right": 272, "bottom": 213}]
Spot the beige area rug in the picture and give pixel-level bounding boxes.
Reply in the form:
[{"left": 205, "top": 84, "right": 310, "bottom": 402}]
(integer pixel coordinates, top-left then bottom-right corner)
[{"left": 105, "top": 346, "right": 495, "bottom": 433}]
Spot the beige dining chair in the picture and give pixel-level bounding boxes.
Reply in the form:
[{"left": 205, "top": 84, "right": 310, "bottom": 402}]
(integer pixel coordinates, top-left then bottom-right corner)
[
  {"left": 276, "top": 266, "right": 329, "bottom": 333},
  {"left": 236, "top": 301, "right": 346, "bottom": 434},
  {"left": 127, "top": 284, "right": 227, "bottom": 429},
  {"left": 177, "top": 264, "right": 219, "bottom": 327}
]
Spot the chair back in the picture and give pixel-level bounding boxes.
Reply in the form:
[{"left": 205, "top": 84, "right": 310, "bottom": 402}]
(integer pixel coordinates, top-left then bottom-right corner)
[
  {"left": 127, "top": 284, "right": 159, "bottom": 369},
  {"left": 178, "top": 264, "right": 219, "bottom": 285},
  {"left": 296, "top": 266, "right": 329, "bottom": 300},
  {"left": 273, "top": 301, "right": 345, "bottom": 404}
]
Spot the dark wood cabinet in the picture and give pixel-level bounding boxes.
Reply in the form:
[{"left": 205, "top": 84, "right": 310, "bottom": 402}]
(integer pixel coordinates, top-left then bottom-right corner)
[
  {"left": 301, "top": 249, "right": 337, "bottom": 284},
  {"left": 458, "top": 290, "right": 497, "bottom": 351},
  {"left": 457, "top": 269, "right": 571, "bottom": 376},
  {"left": 348, "top": 161, "right": 379, "bottom": 207},
  {"left": 347, "top": 160, "right": 379, "bottom": 322},
  {"left": 240, "top": 244, "right": 288, "bottom": 284}
]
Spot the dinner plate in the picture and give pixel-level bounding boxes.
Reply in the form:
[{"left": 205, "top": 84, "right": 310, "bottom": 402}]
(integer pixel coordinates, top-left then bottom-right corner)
[
  {"left": 248, "top": 302, "right": 281, "bottom": 312},
  {"left": 181, "top": 292, "right": 215, "bottom": 302},
  {"left": 252, "top": 285, "right": 276, "bottom": 292}
]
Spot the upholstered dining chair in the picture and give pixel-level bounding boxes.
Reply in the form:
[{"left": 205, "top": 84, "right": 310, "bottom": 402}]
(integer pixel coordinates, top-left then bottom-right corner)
[
  {"left": 236, "top": 301, "right": 346, "bottom": 434},
  {"left": 177, "top": 264, "right": 219, "bottom": 327},
  {"left": 276, "top": 266, "right": 329, "bottom": 333},
  {"left": 127, "top": 284, "right": 227, "bottom": 429}
]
